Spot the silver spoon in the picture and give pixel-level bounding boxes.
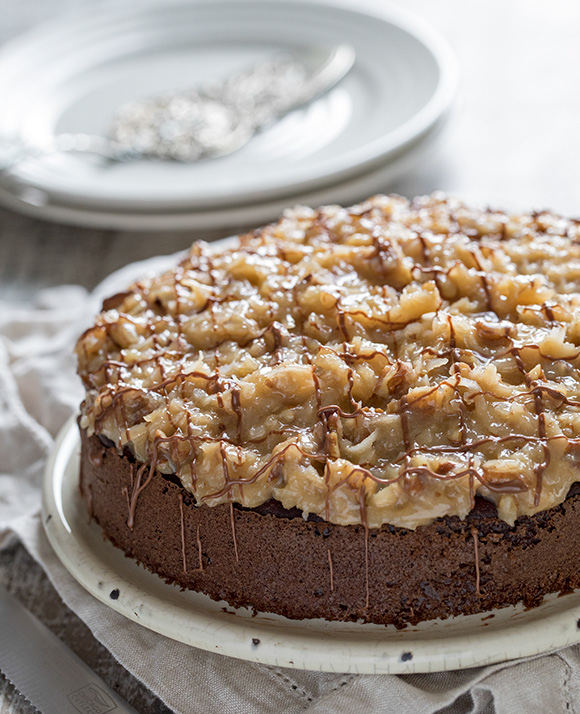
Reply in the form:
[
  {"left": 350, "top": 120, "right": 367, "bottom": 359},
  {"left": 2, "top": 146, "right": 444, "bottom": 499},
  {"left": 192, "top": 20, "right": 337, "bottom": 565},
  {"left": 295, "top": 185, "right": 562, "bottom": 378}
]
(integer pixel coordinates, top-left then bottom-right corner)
[{"left": 0, "top": 44, "right": 355, "bottom": 171}]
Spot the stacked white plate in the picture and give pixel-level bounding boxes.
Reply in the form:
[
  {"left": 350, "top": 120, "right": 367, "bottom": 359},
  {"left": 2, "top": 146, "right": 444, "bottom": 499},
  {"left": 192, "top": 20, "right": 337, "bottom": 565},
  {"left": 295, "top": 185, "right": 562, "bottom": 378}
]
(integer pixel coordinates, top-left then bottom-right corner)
[{"left": 0, "top": 0, "right": 457, "bottom": 231}]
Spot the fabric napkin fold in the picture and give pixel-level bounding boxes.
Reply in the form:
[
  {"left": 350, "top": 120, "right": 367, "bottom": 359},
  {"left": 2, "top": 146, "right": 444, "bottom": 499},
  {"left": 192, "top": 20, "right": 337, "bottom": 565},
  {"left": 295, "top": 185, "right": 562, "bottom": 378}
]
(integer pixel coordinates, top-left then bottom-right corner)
[{"left": 1, "top": 254, "right": 579, "bottom": 714}]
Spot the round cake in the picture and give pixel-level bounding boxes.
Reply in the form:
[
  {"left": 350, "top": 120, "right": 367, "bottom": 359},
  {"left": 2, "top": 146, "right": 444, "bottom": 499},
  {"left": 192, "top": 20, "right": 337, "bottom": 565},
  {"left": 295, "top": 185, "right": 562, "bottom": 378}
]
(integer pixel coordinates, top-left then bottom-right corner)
[{"left": 76, "top": 193, "right": 580, "bottom": 627}]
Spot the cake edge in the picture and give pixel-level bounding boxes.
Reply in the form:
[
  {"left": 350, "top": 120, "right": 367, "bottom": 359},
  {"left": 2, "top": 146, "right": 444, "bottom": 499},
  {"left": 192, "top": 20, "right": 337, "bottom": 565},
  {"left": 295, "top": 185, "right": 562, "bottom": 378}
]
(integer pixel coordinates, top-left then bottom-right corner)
[{"left": 80, "top": 426, "right": 580, "bottom": 629}]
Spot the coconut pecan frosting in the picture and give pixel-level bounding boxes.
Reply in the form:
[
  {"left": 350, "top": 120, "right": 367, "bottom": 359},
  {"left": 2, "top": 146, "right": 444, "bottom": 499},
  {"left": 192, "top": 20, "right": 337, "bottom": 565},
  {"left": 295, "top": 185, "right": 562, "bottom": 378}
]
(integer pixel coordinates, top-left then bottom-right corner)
[{"left": 76, "top": 193, "right": 580, "bottom": 529}]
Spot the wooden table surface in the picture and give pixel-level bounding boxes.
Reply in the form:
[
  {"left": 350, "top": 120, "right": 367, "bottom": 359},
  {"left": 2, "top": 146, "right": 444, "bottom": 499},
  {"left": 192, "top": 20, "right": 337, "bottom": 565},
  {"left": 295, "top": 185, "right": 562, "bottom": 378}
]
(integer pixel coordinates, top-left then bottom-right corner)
[{"left": 1, "top": 0, "right": 580, "bottom": 712}]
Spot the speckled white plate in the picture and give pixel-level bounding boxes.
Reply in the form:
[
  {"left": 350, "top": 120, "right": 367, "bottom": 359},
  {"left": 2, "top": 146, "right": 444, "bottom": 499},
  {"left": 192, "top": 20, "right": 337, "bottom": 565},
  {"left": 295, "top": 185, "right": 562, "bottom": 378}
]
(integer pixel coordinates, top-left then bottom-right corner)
[{"left": 43, "top": 416, "right": 580, "bottom": 673}]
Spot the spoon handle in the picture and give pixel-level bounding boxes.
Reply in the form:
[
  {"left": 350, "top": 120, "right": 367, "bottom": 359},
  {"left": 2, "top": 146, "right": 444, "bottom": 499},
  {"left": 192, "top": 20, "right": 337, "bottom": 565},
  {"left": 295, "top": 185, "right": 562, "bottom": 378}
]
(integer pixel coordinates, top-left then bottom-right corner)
[{"left": 0, "top": 134, "right": 134, "bottom": 173}]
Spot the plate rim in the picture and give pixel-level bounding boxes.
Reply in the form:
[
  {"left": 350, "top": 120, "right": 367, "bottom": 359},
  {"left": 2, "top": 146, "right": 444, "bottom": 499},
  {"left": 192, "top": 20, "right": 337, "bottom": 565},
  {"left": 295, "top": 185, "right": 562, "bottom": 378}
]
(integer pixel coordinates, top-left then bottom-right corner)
[
  {"left": 42, "top": 415, "right": 580, "bottom": 674},
  {"left": 0, "top": 0, "right": 458, "bottom": 210},
  {"left": 0, "top": 120, "right": 443, "bottom": 232}
]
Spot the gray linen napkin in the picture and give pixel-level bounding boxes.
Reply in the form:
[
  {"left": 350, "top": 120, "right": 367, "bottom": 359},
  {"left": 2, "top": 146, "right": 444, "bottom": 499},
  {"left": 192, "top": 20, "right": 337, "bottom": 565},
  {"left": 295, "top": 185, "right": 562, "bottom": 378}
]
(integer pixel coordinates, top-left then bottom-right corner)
[{"left": 1, "top": 256, "right": 578, "bottom": 714}]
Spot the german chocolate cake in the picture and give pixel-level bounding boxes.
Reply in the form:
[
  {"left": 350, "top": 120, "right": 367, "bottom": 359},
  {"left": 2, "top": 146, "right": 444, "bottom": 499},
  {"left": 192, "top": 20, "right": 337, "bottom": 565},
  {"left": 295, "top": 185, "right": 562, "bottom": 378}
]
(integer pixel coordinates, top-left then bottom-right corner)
[{"left": 76, "top": 193, "right": 580, "bottom": 628}]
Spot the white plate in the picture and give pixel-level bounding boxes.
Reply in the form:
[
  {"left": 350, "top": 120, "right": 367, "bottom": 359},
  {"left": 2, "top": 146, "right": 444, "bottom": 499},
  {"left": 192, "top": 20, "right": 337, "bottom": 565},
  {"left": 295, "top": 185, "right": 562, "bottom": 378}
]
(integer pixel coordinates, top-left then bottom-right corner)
[
  {"left": 43, "top": 416, "right": 580, "bottom": 674},
  {"left": 0, "top": 0, "right": 456, "bottom": 213},
  {"left": 0, "top": 119, "right": 443, "bottom": 231}
]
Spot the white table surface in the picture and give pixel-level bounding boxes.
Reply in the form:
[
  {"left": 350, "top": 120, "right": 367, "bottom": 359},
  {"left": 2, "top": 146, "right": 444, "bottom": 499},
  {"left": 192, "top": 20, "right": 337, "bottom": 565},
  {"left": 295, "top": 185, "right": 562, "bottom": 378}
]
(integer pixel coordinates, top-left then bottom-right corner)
[{"left": 1, "top": 0, "right": 579, "bottom": 712}]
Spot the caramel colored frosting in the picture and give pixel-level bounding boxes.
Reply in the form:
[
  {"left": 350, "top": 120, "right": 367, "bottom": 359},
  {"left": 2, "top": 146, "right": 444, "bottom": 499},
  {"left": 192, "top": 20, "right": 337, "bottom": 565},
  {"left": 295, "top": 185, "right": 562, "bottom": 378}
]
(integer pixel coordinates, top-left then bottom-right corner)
[{"left": 76, "top": 193, "right": 580, "bottom": 529}]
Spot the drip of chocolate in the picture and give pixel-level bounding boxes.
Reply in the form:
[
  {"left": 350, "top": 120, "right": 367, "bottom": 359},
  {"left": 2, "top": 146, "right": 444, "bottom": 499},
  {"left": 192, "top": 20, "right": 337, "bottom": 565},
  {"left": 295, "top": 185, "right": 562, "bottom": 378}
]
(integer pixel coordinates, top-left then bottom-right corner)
[
  {"left": 471, "top": 526, "right": 481, "bottom": 597},
  {"left": 327, "top": 548, "right": 334, "bottom": 592},
  {"left": 179, "top": 493, "right": 187, "bottom": 574}
]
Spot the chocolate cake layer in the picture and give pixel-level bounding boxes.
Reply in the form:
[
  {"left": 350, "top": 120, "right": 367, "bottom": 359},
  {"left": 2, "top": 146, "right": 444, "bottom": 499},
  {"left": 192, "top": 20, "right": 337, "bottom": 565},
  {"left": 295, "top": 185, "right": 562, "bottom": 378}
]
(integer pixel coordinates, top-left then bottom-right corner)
[{"left": 80, "top": 428, "right": 580, "bottom": 628}]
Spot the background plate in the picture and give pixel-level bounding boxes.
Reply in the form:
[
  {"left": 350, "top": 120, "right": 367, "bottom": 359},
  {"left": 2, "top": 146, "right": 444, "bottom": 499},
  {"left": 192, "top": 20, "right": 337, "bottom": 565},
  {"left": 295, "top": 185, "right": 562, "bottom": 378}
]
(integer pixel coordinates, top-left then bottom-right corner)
[
  {"left": 0, "top": 0, "right": 456, "bottom": 212},
  {"left": 0, "top": 121, "right": 443, "bottom": 231},
  {"left": 43, "top": 416, "right": 580, "bottom": 674}
]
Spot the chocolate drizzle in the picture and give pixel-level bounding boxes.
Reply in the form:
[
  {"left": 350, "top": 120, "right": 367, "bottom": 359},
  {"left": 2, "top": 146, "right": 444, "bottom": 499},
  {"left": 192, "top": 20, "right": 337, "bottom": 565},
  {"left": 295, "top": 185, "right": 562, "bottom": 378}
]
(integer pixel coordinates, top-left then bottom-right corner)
[
  {"left": 76, "top": 194, "right": 580, "bottom": 532},
  {"left": 231, "top": 388, "right": 243, "bottom": 443},
  {"left": 179, "top": 493, "right": 187, "bottom": 573},
  {"left": 195, "top": 525, "right": 204, "bottom": 571},
  {"left": 229, "top": 500, "right": 239, "bottom": 563},
  {"left": 327, "top": 548, "right": 334, "bottom": 592},
  {"left": 471, "top": 526, "right": 481, "bottom": 597},
  {"left": 360, "top": 485, "right": 370, "bottom": 610},
  {"left": 127, "top": 448, "right": 160, "bottom": 530}
]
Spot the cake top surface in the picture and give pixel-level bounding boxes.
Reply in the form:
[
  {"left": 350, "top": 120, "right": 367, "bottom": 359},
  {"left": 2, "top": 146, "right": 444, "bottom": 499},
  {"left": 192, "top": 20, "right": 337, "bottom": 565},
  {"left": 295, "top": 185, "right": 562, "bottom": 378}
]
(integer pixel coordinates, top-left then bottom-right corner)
[{"left": 76, "top": 193, "right": 580, "bottom": 529}]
